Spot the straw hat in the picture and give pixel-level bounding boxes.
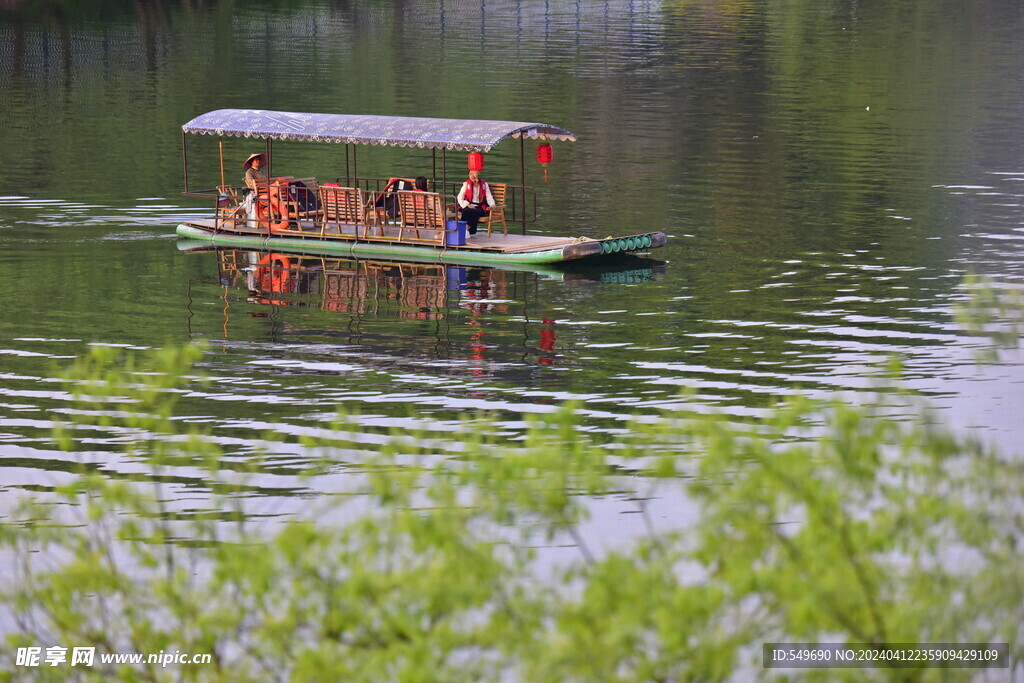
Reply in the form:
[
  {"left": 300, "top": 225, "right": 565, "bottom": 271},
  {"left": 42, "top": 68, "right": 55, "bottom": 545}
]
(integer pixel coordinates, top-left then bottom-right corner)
[{"left": 242, "top": 153, "right": 267, "bottom": 170}]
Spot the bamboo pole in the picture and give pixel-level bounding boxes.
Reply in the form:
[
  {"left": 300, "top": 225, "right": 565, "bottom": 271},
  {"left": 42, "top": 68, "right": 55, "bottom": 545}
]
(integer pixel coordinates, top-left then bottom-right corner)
[
  {"left": 181, "top": 131, "right": 189, "bottom": 194},
  {"left": 519, "top": 136, "right": 526, "bottom": 235},
  {"left": 266, "top": 139, "right": 272, "bottom": 233}
]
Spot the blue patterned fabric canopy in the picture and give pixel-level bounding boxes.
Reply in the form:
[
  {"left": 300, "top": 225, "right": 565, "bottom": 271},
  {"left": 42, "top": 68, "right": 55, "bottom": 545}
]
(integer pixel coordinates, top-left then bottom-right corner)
[{"left": 182, "top": 109, "right": 576, "bottom": 152}]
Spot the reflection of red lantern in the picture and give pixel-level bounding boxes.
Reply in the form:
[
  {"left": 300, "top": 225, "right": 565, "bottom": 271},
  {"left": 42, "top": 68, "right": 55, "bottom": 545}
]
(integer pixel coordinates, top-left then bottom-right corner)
[
  {"left": 468, "top": 151, "right": 484, "bottom": 172},
  {"left": 539, "top": 316, "right": 556, "bottom": 364},
  {"left": 536, "top": 143, "right": 553, "bottom": 181}
]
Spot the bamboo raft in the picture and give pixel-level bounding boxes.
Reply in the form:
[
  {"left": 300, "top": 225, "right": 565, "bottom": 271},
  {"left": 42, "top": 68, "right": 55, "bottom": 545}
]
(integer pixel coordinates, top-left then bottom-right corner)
[{"left": 176, "top": 109, "right": 667, "bottom": 266}]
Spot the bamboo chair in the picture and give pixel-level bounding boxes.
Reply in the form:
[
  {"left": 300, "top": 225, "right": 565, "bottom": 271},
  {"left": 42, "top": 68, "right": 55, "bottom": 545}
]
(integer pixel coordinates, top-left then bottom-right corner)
[
  {"left": 396, "top": 191, "right": 446, "bottom": 245},
  {"left": 319, "top": 185, "right": 376, "bottom": 237},
  {"left": 484, "top": 182, "right": 508, "bottom": 236},
  {"left": 270, "top": 179, "right": 321, "bottom": 233},
  {"left": 370, "top": 177, "right": 417, "bottom": 225},
  {"left": 216, "top": 185, "right": 246, "bottom": 230},
  {"left": 289, "top": 178, "right": 321, "bottom": 221}
]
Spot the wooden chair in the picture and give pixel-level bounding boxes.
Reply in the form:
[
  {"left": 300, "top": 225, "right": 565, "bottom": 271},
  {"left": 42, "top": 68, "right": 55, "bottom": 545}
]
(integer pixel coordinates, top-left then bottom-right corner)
[
  {"left": 485, "top": 182, "right": 508, "bottom": 236},
  {"left": 370, "top": 178, "right": 417, "bottom": 224},
  {"left": 289, "top": 178, "right": 321, "bottom": 220},
  {"left": 265, "top": 178, "right": 321, "bottom": 234},
  {"left": 216, "top": 185, "right": 246, "bottom": 230},
  {"left": 319, "top": 185, "right": 377, "bottom": 237},
  {"left": 396, "top": 191, "right": 446, "bottom": 245}
]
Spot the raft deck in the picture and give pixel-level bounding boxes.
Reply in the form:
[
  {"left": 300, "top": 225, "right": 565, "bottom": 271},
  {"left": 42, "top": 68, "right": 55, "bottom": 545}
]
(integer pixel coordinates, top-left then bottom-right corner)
[
  {"left": 177, "top": 219, "right": 664, "bottom": 266},
  {"left": 182, "top": 218, "right": 585, "bottom": 254}
]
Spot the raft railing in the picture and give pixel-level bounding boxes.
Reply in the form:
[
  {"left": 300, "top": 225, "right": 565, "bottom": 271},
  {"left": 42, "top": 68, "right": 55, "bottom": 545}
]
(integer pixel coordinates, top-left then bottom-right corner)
[
  {"left": 206, "top": 176, "right": 540, "bottom": 238},
  {"left": 352, "top": 178, "right": 539, "bottom": 234}
]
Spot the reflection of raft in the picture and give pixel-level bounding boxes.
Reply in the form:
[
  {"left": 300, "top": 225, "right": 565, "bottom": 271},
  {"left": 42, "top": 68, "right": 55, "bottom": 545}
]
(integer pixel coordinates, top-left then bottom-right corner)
[
  {"left": 177, "top": 109, "right": 667, "bottom": 266},
  {"left": 322, "top": 263, "right": 449, "bottom": 316},
  {"left": 214, "top": 250, "right": 515, "bottom": 321}
]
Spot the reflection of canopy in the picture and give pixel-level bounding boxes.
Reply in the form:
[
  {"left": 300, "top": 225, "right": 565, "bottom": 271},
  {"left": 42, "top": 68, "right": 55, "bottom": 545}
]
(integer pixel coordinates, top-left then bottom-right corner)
[{"left": 182, "top": 109, "right": 577, "bottom": 152}]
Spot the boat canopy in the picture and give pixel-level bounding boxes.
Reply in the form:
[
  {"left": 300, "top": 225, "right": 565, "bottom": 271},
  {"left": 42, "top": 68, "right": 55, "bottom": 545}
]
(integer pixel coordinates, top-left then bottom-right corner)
[{"left": 182, "top": 109, "right": 577, "bottom": 152}]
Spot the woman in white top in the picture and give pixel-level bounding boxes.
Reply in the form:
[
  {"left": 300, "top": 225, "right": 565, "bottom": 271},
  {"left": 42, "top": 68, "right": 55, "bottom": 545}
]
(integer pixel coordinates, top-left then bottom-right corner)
[
  {"left": 457, "top": 170, "right": 495, "bottom": 235},
  {"left": 241, "top": 153, "right": 270, "bottom": 228}
]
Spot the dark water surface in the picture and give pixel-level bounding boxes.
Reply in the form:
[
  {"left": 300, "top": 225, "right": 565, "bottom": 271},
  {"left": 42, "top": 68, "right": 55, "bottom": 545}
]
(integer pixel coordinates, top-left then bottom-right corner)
[{"left": 1, "top": 1, "right": 1022, "bottom": 525}]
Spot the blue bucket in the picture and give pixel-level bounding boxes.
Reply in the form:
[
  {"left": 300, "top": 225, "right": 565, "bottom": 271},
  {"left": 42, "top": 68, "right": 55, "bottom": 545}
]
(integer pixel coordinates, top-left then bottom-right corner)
[{"left": 445, "top": 219, "right": 467, "bottom": 246}]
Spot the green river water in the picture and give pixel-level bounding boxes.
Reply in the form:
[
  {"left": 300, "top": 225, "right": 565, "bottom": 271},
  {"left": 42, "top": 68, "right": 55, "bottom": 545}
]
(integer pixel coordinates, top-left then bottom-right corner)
[{"left": 1, "top": 0, "right": 1022, "bottom": 547}]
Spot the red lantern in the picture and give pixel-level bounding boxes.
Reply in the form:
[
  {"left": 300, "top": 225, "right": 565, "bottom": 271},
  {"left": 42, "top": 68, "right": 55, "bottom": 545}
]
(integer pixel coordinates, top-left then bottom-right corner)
[
  {"left": 536, "top": 143, "right": 553, "bottom": 165},
  {"left": 536, "top": 143, "right": 553, "bottom": 181},
  {"left": 467, "top": 151, "right": 484, "bottom": 172}
]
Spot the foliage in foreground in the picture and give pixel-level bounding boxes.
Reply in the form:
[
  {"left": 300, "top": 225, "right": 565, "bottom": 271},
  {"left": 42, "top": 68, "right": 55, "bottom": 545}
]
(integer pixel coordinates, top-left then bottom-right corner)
[{"left": 0, "top": 343, "right": 1021, "bottom": 682}]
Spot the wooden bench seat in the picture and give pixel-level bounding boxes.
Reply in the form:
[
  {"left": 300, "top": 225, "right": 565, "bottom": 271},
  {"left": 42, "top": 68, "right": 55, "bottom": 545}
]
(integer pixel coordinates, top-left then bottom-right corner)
[
  {"left": 396, "top": 191, "right": 449, "bottom": 245},
  {"left": 319, "top": 184, "right": 379, "bottom": 237}
]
